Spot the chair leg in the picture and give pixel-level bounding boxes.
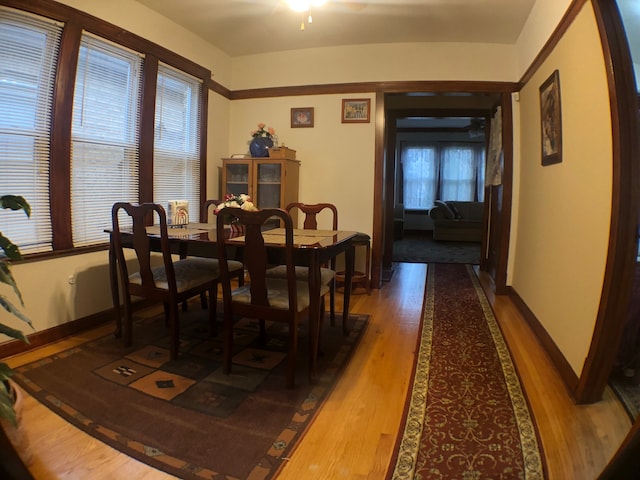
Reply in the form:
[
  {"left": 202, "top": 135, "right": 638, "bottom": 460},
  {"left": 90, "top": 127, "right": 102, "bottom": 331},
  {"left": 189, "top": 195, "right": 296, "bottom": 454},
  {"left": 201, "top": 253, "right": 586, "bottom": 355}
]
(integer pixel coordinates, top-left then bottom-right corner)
[
  {"left": 169, "top": 304, "right": 180, "bottom": 360},
  {"left": 329, "top": 281, "right": 336, "bottom": 326},
  {"left": 208, "top": 287, "right": 217, "bottom": 336},
  {"left": 259, "top": 319, "right": 266, "bottom": 345},
  {"left": 122, "top": 299, "right": 133, "bottom": 347},
  {"left": 163, "top": 303, "right": 170, "bottom": 327},
  {"left": 200, "top": 292, "right": 208, "bottom": 309},
  {"left": 286, "top": 321, "right": 298, "bottom": 388},
  {"left": 223, "top": 311, "right": 233, "bottom": 375},
  {"left": 318, "top": 301, "right": 326, "bottom": 357}
]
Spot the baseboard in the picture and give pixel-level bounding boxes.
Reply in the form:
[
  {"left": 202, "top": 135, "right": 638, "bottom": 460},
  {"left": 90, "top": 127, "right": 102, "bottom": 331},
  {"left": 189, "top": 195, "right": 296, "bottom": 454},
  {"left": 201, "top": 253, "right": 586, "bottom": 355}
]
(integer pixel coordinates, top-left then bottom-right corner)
[
  {"left": 507, "top": 286, "right": 580, "bottom": 397},
  {"left": 0, "top": 300, "right": 156, "bottom": 360}
]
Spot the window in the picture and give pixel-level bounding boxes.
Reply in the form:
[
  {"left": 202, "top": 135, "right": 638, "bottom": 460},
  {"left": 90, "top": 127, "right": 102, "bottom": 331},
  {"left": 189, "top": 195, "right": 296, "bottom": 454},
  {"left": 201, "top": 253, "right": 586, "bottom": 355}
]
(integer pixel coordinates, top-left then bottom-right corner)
[
  {"left": 402, "top": 145, "right": 437, "bottom": 210},
  {"left": 1, "top": 4, "right": 211, "bottom": 257},
  {"left": 0, "top": 9, "right": 61, "bottom": 254},
  {"left": 401, "top": 142, "right": 485, "bottom": 209},
  {"left": 71, "top": 35, "right": 143, "bottom": 247},
  {"left": 153, "top": 64, "right": 202, "bottom": 222}
]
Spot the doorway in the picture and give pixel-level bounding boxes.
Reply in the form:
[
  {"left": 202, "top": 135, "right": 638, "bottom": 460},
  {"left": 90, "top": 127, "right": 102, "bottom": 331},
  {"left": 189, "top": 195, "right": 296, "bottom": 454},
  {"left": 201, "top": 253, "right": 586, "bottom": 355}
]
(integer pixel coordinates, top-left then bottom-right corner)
[{"left": 377, "top": 91, "right": 511, "bottom": 290}]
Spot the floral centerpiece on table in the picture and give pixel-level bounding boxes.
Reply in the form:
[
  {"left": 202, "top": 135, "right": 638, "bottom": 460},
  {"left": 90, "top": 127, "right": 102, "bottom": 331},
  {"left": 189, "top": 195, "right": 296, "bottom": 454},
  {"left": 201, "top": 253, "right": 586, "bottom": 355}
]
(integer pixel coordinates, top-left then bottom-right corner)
[
  {"left": 214, "top": 194, "right": 258, "bottom": 215},
  {"left": 215, "top": 194, "right": 257, "bottom": 228}
]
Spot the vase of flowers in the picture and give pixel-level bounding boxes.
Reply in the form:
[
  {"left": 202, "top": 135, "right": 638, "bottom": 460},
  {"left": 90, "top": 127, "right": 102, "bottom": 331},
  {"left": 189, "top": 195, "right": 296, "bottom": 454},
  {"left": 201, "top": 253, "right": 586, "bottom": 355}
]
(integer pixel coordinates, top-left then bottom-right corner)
[
  {"left": 215, "top": 194, "right": 258, "bottom": 234},
  {"left": 249, "top": 123, "right": 276, "bottom": 157}
]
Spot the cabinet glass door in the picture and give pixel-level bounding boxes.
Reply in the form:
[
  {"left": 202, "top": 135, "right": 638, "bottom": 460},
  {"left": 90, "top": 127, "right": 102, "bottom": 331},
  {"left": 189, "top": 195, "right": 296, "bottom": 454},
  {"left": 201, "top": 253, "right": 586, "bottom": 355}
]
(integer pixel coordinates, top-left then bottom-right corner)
[
  {"left": 225, "top": 163, "right": 250, "bottom": 197},
  {"left": 256, "top": 163, "right": 282, "bottom": 209}
]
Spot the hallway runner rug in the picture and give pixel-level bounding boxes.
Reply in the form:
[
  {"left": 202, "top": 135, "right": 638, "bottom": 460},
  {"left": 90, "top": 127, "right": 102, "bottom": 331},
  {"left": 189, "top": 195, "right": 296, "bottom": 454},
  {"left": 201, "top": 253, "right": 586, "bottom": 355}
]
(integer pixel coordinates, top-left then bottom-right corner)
[
  {"left": 387, "top": 263, "right": 545, "bottom": 479},
  {"left": 12, "top": 304, "right": 369, "bottom": 480}
]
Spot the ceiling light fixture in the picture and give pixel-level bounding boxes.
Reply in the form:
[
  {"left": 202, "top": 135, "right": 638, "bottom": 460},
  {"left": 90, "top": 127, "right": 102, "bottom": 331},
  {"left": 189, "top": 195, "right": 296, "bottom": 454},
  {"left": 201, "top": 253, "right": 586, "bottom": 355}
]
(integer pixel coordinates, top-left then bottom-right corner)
[{"left": 286, "top": 0, "right": 327, "bottom": 31}]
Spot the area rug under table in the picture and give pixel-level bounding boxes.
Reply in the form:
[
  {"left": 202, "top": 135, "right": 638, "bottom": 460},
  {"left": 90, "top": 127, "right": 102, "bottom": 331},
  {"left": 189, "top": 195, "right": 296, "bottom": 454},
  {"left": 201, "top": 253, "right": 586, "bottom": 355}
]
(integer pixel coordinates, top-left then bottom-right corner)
[
  {"left": 13, "top": 305, "right": 369, "bottom": 480},
  {"left": 387, "top": 263, "right": 545, "bottom": 479}
]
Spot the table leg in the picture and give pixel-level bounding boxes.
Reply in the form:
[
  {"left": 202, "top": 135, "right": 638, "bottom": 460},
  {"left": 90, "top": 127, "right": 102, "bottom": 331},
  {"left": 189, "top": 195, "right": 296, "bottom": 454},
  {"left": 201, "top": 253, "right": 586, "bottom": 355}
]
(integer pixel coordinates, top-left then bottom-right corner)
[
  {"left": 342, "top": 242, "right": 354, "bottom": 335},
  {"left": 307, "top": 253, "right": 321, "bottom": 383},
  {"left": 108, "top": 236, "right": 122, "bottom": 338}
]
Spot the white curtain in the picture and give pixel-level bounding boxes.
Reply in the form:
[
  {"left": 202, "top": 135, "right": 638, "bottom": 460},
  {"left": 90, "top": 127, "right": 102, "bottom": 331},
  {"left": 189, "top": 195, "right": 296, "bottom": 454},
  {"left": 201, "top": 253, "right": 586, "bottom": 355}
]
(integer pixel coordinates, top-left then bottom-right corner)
[
  {"left": 401, "top": 142, "right": 485, "bottom": 209},
  {"left": 402, "top": 145, "right": 437, "bottom": 209},
  {"left": 486, "top": 106, "right": 503, "bottom": 186}
]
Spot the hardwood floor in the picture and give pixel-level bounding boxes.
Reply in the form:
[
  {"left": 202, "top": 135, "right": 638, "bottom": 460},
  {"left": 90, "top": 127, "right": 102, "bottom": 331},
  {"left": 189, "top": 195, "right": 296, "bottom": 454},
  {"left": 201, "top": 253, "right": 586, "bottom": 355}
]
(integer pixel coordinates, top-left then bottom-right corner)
[{"left": 4, "top": 262, "right": 632, "bottom": 479}]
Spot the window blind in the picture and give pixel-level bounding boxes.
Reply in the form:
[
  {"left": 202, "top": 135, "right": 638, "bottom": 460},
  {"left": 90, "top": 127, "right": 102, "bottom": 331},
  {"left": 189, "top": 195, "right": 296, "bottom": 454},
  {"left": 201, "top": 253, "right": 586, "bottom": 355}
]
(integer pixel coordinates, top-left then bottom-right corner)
[
  {"left": 153, "top": 63, "right": 202, "bottom": 222},
  {"left": 71, "top": 34, "right": 143, "bottom": 246},
  {"left": 0, "top": 8, "right": 61, "bottom": 254}
]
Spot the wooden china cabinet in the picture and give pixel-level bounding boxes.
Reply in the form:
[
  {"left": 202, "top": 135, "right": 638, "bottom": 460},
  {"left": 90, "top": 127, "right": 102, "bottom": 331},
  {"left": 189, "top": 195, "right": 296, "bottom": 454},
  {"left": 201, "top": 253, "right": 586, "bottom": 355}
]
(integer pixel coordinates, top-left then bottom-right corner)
[{"left": 221, "top": 157, "right": 300, "bottom": 223}]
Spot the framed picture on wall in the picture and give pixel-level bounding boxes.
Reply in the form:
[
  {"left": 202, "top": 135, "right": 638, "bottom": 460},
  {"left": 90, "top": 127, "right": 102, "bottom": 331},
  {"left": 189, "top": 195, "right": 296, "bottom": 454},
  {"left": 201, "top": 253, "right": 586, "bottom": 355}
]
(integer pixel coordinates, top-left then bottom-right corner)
[
  {"left": 539, "top": 69, "right": 562, "bottom": 166},
  {"left": 291, "top": 107, "right": 314, "bottom": 128},
  {"left": 341, "top": 98, "right": 370, "bottom": 123}
]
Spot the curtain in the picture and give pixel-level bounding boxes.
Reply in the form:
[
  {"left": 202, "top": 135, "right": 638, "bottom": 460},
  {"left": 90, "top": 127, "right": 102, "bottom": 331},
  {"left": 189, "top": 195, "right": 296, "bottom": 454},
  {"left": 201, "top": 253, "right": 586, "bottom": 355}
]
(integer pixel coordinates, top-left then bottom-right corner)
[{"left": 401, "top": 142, "right": 485, "bottom": 209}]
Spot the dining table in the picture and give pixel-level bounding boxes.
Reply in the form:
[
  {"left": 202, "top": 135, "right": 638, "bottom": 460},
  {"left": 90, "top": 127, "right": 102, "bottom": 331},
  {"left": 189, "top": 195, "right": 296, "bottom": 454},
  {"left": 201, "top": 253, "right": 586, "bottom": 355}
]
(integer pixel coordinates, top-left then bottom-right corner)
[{"left": 107, "top": 221, "right": 358, "bottom": 381}]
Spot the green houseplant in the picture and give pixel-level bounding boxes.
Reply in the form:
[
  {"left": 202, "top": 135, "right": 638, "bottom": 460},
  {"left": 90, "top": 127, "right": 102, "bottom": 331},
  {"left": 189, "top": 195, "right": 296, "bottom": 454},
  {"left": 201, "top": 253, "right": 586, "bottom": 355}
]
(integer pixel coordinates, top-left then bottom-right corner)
[{"left": 0, "top": 195, "right": 33, "bottom": 425}]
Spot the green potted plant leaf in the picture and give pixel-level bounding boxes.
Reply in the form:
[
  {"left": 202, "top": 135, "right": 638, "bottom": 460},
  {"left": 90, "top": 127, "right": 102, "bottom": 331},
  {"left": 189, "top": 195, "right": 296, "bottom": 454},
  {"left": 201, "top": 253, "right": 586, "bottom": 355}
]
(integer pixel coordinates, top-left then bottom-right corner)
[{"left": 0, "top": 195, "right": 33, "bottom": 426}]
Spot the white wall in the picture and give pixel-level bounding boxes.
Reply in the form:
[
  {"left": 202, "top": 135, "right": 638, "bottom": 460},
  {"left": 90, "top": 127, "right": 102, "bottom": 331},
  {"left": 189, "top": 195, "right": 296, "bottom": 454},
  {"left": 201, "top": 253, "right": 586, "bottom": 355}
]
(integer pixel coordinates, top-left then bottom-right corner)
[
  {"left": 2, "top": 0, "right": 590, "bottom": 347},
  {"left": 511, "top": 2, "right": 612, "bottom": 375},
  {"left": 228, "top": 94, "right": 375, "bottom": 237},
  {"left": 230, "top": 42, "right": 518, "bottom": 89}
]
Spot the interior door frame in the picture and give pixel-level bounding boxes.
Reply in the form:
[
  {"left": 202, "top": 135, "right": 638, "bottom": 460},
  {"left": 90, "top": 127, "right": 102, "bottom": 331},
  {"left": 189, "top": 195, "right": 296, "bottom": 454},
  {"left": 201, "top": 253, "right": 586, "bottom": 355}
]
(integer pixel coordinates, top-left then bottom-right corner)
[{"left": 372, "top": 89, "right": 514, "bottom": 292}]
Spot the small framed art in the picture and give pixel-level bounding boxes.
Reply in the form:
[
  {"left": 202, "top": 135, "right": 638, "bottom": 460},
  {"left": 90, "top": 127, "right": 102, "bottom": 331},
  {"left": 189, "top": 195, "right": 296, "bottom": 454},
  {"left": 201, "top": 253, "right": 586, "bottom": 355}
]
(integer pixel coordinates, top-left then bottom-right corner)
[
  {"left": 539, "top": 69, "right": 562, "bottom": 166},
  {"left": 291, "top": 107, "right": 314, "bottom": 128},
  {"left": 341, "top": 98, "right": 370, "bottom": 123}
]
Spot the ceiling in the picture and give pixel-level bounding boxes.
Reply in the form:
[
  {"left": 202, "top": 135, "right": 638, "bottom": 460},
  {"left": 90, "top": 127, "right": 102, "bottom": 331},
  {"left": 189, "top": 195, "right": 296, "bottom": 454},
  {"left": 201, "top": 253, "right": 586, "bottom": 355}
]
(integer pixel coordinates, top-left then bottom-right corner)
[
  {"left": 132, "top": 0, "right": 640, "bottom": 129},
  {"left": 134, "top": 0, "right": 538, "bottom": 57}
]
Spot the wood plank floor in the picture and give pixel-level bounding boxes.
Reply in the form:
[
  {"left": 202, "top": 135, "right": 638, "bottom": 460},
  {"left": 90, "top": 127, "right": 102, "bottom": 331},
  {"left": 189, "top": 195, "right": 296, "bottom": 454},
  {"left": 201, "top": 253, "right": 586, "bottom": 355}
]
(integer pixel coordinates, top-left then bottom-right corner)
[{"left": 4, "top": 262, "right": 632, "bottom": 479}]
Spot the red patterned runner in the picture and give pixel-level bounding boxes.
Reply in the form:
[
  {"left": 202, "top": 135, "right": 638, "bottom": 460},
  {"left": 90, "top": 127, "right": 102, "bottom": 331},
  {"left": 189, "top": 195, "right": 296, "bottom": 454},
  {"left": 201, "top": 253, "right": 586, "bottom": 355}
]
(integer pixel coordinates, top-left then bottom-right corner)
[{"left": 387, "top": 264, "right": 545, "bottom": 479}]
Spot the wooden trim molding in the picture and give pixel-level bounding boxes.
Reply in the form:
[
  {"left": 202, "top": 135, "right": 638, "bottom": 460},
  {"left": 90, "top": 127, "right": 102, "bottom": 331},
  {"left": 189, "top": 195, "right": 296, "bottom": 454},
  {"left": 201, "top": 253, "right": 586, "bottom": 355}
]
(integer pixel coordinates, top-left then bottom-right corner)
[
  {"left": 508, "top": 286, "right": 579, "bottom": 394},
  {"left": 228, "top": 81, "right": 518, "bottom": 101},
  {"left": 574, "top": 0, "right": 640, "bottom": 404},
  {"left": 518, "top": 0, "right": 588, "bottom": 88}
]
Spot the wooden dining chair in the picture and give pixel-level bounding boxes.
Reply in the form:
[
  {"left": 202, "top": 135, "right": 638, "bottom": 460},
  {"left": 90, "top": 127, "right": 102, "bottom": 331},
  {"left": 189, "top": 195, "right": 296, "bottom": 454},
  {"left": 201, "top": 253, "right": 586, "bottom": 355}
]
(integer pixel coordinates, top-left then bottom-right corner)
[
  {"left": 111, "top": 202, "right": 222, "bottom": 360},
  {"left": 202, "top": 199, "right": 222, "bottom": 223},
  {"left": 216, "top": 207, "right": 330, "bottom": 388},
  {"left": 202, "top": 198, "right": 245, "bottom": 285},
  {"left": 267, "top": 202, "right": 339, "bottom": 326}
]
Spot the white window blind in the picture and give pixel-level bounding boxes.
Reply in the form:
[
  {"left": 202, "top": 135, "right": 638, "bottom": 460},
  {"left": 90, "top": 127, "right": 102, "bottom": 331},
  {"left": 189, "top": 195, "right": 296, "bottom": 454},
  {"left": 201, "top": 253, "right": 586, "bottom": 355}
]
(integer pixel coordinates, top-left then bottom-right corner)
[
  {"left": 153, "top": 63, "right": 202, "bottom": 222},
  {"left": 0, "top": 8, "right": 61, "bottom": 254},
  {"left": 71, "top": 34, "right": 142, "bottom": 246}
]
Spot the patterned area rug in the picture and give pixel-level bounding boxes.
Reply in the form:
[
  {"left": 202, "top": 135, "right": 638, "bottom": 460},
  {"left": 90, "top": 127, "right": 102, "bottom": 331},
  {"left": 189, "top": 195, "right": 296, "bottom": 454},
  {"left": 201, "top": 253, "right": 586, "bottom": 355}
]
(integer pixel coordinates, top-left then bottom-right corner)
[
  {"left": 387, "top": 263, "right": 545, "bottom": 479},
  {"left": 393, "top": 232, "right": 481, "bottom": 264},
  {"left": 13, "top": 304, "right": 368, "bottom": 480}
]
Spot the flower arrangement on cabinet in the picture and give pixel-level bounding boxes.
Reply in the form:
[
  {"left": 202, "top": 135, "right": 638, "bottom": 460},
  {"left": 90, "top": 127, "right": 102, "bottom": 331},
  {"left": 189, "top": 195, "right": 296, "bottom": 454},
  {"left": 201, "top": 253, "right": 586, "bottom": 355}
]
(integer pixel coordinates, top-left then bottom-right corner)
[{"left": 251, "top": 123, "right": 276, "bottom": 139}]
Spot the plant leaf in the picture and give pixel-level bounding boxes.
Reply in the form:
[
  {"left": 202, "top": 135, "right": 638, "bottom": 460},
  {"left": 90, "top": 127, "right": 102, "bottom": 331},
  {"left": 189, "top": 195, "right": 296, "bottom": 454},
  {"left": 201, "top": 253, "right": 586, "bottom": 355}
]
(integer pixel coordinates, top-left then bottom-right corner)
[
  {"left": 0, "top": 232, "right": 22, "bottom": 261},
  {"left": 0, "top": 375, "right": 17, "bottom": 426},
  {"left": 0, "top": 362, "right": 14, "bottom": 381},
  {"left": 0, "top": 296, "right": 32, "bottom": 337},
  {"left": 0, "top": 195, "right": 31, "bottom": 217},
  {"left": 0, "top": 263, "right": 24, "bottom": 305}
]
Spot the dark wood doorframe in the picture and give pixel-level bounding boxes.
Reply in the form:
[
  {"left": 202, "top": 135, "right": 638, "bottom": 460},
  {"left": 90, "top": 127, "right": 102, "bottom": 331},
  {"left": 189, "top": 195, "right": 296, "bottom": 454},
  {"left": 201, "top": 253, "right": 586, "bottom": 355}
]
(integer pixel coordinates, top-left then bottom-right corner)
[
  {"left": 573, "top": 0, "right": 639, "bottom": 405},
  {"left": 372, "top": 93, "right": 514, "bottom": 292}
]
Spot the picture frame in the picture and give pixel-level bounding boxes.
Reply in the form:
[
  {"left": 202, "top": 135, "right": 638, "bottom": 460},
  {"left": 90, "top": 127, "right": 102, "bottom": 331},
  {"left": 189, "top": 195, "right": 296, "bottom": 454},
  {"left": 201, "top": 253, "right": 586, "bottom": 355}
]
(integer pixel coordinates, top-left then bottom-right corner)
[
  {"left": 291, "top": 107, "right": 314, "bottom": 128},
  {"left": 539, "top": 69, "right": 562, "bottom": 166},
  {"left": 341, "top": 98, "right": 371, "bottom": 123}
]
